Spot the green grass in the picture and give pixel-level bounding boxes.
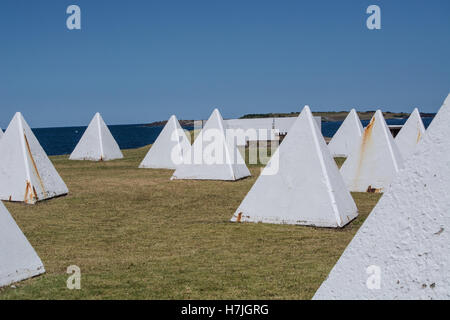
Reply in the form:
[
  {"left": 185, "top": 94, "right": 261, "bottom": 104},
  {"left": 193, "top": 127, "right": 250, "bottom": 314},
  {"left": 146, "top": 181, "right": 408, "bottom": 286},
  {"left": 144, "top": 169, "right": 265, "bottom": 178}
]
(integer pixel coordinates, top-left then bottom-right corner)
[{"left": 0, "top": 148, "right": 381, "bottom": 300}]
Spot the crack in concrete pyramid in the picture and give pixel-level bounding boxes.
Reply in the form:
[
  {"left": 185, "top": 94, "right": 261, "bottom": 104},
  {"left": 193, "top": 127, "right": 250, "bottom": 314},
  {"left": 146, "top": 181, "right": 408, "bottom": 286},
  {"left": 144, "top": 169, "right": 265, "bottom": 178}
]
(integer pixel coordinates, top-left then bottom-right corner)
[
  {"left": 171, "top": 109, "right": 251, "bottom": 181},
  {"left": 139, "top": 115, "right": 191, "bottom": 169},
  {"left": 328, "top": 109, "right": 364, "bottom": 157},
  {"left": 70, "top": 113, "right": 123, "bottom": 161},
  {"left": 340, "top": 110, "right": 404, "bottom": 193},
  {"left": 313, "top": 93, "right": 450, "bottom": 299},
  {"left": 0, "top": 201, "right": 45, "bottom": 287},
  {"left": 395, "top": 108, "right": 426, "bottom": 161},
  {"left": 230, "top": 106, "right": 358, "bottom": 227},
  {"left": 0, "top": 113, "right": 69, "bottom": 204}
]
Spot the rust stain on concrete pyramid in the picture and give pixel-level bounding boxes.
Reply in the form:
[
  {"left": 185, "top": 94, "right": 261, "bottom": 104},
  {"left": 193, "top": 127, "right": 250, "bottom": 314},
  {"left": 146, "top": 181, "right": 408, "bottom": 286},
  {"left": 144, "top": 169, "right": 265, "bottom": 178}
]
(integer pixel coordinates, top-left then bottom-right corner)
[
  {"left": 314, "top": 94, "right": 450, "bottom": 299},
  {"left": 70, "top": 113, "right": 123, "bottom": 161},
  {"left": 139, "top": 115, "right": 191, "bottom": 169},
  {"left": 171, "top": 109, "right": 251, "bottom": 181},
  {"left": 328, "top": 109, "right": 364, "bottom": 157},
  {"left": 0, "top": 201, "right": 45, "bottom": 287},
  {"left": 395, "top": 108, "right": 426, "bottom": 160},
  {"left": 230, "top": 106, "right": 358, "bottom": 227},
  {"left": 0, "top": 112, "right": 69, "bottom": 204},
  {"left": 340, "top": 110, "right": 404, "bottom": 193}
]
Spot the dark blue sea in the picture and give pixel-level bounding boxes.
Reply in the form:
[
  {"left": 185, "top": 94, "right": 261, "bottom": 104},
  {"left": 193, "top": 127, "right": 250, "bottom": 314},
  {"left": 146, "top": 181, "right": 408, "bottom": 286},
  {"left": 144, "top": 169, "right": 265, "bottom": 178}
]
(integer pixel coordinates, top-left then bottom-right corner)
[{"left": 15, "top": 117, "right": 434, "bottom": 156}]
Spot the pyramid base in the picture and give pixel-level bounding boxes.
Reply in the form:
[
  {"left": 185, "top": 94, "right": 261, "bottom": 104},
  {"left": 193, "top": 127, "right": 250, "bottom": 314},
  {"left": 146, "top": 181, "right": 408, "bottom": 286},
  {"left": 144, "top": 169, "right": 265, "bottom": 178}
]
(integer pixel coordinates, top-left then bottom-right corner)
[
  {"left": 0, "top": 265, "right": 45, "bottom": 288},
  {"left": 230, "top": 212, "right": 358, "bottom": 228}
]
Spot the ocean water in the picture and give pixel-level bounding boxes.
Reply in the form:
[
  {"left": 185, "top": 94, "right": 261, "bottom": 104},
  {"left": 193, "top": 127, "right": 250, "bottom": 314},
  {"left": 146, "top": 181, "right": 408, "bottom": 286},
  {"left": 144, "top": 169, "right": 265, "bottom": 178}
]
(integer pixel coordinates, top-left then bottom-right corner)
[
  {"left": 4, "top": 117, "right": 433, "bottom": 156},
  {"left": 31, "top": 124, "right": 193, "bottom": 156}
]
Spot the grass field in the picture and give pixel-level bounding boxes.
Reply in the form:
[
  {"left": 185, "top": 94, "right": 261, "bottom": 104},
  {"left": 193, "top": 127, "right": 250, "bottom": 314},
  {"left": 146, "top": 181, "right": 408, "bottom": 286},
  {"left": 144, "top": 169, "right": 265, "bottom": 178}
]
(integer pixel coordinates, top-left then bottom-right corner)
[{"left": 0, "top": 147, "right": 381, "bottom": 300}]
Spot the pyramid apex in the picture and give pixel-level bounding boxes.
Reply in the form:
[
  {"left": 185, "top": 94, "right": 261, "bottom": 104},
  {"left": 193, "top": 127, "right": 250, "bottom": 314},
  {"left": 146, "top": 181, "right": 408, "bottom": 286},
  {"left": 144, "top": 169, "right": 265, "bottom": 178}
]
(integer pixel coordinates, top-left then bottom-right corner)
[
  {"left": 374, "top": 110, "right": 384, "bottom": 120},
  {"left": 13, "top": 112, "right": 23, "bottom": 119},
  {"left": 301, "top": 105, "right": 312, "bottom": 114}
]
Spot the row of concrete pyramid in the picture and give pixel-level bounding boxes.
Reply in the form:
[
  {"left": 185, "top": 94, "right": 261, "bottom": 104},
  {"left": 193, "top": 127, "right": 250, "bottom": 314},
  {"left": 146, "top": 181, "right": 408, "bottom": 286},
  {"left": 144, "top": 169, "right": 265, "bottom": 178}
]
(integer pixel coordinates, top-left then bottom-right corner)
[
  {"left": 328, "top": 108, "right": 426, "bottom": 161},
  {"left": 0, "top": 105, "right": 427, "bottom": 204},
  {"left": 125, "top": 92, "right": 450, "bottom": 298},
  {"left": 231, "top": 106, "right": 428, "bottom": 227},
  {"left": 1, "top": 94, "right": 447, "bottom": 295},
  {"left": 0, "top": 112, "right": 123, "bottom": 205},
  {"left": 0, "top": 112, "right": 127, "bottom": 287},
  {"left": 331, "top": 108, "right": 426, "bottom": 193},
  {"left": 140, "top": 109, "right": 251, "bottom": 180},
  {"left": 140, "top": 106, "right": 426, "bottom": 186},
  {"left": 139, "top": 104, "right": 427, "bottom": 227}
]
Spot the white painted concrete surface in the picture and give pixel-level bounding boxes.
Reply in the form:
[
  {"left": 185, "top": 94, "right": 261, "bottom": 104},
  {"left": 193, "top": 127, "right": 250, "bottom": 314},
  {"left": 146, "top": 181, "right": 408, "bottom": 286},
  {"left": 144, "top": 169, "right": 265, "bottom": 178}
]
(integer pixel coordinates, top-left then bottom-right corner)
[
  {"left": 70, "top": 113, "right": 123, "bottom": 161},
  {"left": 139, "top": 115, "right": 191, "bottom": 169},
  {"left": 230, "top": 106, "right": 357, "bottom": 227},
  {"left": 0, "top": 113, "right": 69, "bottom": 204},
  {"left": 395, "top": 108, "right": 426, "bottom": 160},
  {"left": 328, "top": 109, "right": 363, "bottom": 157},
  {"left": 340, "top": 110, "right": 404, "bottom": 192},
  {"left": 314, "top": 93, "right": 450, "bottom": 300},
  {"left": 0, "top": 201, "right": 45, "bottom": 287}
]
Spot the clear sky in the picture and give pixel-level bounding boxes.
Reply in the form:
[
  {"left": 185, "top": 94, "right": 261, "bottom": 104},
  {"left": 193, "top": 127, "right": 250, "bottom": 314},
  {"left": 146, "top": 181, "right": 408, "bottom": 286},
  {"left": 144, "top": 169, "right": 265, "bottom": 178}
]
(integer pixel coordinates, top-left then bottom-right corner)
[{"left": 0, "top": 0, "right": 449, "bottom": 128}]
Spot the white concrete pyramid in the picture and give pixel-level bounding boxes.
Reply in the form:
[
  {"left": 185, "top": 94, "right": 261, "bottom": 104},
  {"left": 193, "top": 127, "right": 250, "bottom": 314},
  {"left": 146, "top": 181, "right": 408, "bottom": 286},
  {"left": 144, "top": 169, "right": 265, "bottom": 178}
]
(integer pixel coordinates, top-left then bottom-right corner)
[
  {"left": 70, "top": 113, "right": 123, "bottom": 161},
  {"left": 171, "top": 109, "right": 251, "bottom": 181},
  {"left": 139, "top": 115, "right": 191, "bottom": 169},
  {"left": 395, "top": 108, "right": 426, "bottom": 160},
  {"left": 340, "top": 110, "right": 404, "bottom": 192},
  {"left": 0, "top": 113, "right": 69, "bottom": 204},
  {"left": 0, "top": 128, "right": 3, "bottom": 139},
  {"left": 314, "top": 93, "right": 450, "bottom": 299},
  {"left": 230, "top": 106, "right": 358, "bottom": 227},
  {"left": 328, "top": 109, "right": 363, "bottom": 157},
  {"left": 0, "top": 201, "right": 45, "bottom": 287}
]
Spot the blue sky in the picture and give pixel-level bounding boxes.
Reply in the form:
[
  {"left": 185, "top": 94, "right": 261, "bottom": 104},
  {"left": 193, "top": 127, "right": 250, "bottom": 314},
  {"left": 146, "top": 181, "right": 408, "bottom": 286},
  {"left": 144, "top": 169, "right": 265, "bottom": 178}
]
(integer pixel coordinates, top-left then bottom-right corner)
[{"left": 0, "top": 0, "right": 449, "bottom": 128}]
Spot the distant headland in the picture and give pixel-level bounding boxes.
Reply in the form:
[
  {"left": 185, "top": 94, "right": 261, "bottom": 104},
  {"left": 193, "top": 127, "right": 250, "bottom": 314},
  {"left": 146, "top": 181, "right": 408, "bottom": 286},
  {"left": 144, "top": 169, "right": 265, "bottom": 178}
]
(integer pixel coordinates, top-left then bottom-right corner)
[{"left": 144, "top": 111, "right": 436, "bottom": 127}]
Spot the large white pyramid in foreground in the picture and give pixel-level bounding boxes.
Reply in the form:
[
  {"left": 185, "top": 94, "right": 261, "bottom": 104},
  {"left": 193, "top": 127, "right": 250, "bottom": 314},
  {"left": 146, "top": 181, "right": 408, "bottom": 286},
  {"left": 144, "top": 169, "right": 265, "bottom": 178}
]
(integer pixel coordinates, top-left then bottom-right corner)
[
  {"left": 395, "top": 108, "right": 426, "bottom": 160},
  {"left": 70, "top": 113, "right": 123, "bottom": 161},
  {"left": 171, "top": 109, "right": 251, "bottom": 181},
  {"left": 139, "top": 115, "right": 191, "bottom": 169},
  {"left": 230, "top": 106, "right": 358, "bottom": 227},
  {"left": 314, "top": 94, "right": 450, "bottom": 299},
  {"left": 0, "top": 128, "right": 3, "bottom": 139},
  {"left": 0, "top": 113, "right": 69, "bottom": 204},
  {"left": 0, "top": 201, "right": 45, "bottom": 287},
  {"left": 328, "top": 109, "right": 363, "bottom": 157},
  {"left": 340, "top": 110, "right": 404, "bottom": 192}
]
